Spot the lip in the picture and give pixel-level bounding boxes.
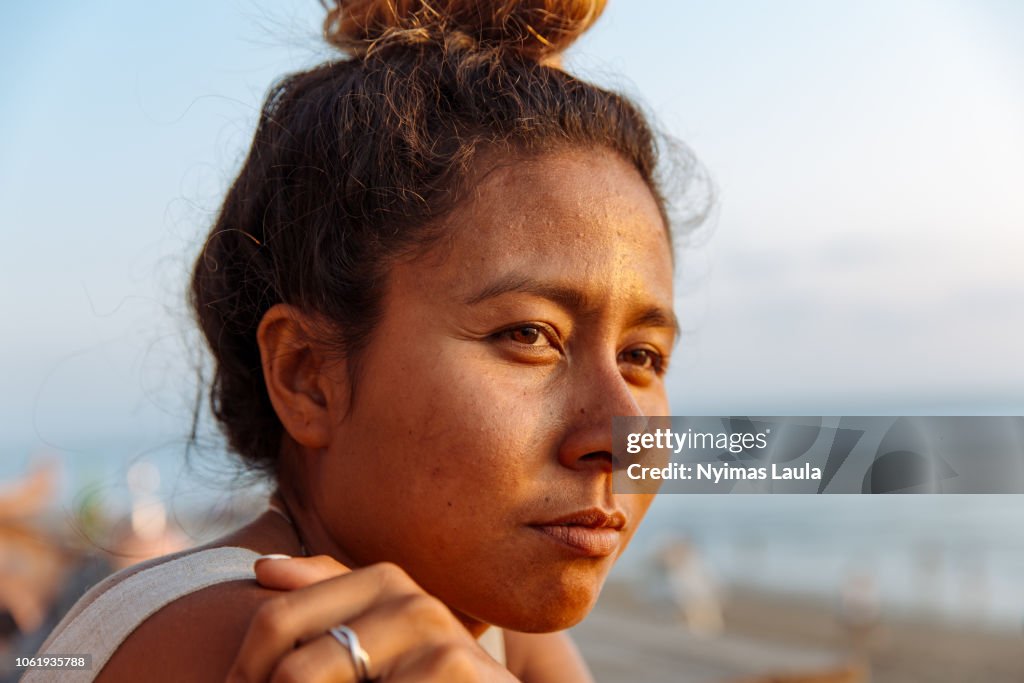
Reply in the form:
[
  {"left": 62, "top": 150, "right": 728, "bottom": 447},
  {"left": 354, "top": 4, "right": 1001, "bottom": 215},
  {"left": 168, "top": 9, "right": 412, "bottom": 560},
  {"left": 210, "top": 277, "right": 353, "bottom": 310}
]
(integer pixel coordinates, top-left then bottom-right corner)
[{"left": 528, "top": 508, "right": 627, "bottom": 558}]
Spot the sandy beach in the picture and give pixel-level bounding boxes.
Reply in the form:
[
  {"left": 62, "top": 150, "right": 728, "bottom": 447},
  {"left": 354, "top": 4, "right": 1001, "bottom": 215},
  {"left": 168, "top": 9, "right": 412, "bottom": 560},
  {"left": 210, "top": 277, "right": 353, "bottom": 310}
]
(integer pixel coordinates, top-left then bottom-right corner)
[{"left": 572, "top": 579, "right": 1024, "bottom": 683}]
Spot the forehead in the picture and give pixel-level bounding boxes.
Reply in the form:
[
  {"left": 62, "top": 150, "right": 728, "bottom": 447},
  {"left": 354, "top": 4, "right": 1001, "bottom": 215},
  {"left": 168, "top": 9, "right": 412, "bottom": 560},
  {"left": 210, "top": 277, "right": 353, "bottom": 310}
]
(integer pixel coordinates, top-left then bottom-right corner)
[{"left": 429, "top": 149, "right": 674, "bottom": 303}]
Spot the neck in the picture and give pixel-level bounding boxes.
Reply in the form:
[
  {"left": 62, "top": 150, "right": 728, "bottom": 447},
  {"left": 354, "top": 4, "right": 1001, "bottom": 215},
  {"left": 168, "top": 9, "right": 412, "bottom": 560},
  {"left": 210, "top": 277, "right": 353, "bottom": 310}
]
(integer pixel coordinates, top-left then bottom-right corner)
[
  {"left": 274, "top": 452, "right": 359, "bottom": 569},
  {"left": 273, "top": 442, "right": 490, "bottom": 638}
]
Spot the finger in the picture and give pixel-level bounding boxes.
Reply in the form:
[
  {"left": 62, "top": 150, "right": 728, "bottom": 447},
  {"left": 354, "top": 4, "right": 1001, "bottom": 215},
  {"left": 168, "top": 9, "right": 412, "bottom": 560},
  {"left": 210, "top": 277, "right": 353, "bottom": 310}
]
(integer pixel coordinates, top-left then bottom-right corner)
[
  {"left": 270, "top": 594, "right": 468, "bottom": 683},
  {"left": 385, "top": 639, "right": 497, "bottom": 683},
  {"left": 329, "top": 592, "right": 462, "bottom": 680},
  {"left": 255, "top": 554, "right": 351, "bottom": 591},
  {"left": 228, "top": 562, "right": 421, "bottom": 683},
  {"left": 268, "top": 631, "right": 361, "bottom": 683}
]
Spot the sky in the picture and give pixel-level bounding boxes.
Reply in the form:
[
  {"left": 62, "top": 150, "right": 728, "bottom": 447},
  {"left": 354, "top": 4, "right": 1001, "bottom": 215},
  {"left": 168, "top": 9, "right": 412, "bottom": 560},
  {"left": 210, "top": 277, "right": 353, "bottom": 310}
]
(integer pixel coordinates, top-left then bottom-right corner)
[{"left": 2, "top": 0, "right": 1022, "bottom": 458}]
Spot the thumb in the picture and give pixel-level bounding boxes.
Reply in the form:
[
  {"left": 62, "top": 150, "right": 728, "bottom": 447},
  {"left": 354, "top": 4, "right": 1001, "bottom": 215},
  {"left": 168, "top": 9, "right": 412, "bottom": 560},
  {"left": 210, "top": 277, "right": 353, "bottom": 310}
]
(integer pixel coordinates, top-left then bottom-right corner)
[{"left": 254, "top": 554, "right": 351, "bottom": 590}]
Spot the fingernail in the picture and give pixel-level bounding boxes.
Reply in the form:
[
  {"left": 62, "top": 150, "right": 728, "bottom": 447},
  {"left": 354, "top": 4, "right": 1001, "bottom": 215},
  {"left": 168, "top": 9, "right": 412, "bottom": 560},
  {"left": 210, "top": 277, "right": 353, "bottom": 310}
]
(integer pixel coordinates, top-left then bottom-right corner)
[{"left": 256, "top": 553, "right": 292, "bottom": 562}]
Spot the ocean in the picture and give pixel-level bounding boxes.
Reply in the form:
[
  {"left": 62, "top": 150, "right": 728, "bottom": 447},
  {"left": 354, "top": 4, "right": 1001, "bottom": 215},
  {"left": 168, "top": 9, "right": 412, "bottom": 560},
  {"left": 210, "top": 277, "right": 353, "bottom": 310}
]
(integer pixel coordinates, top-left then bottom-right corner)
[{"left": 623, "top": 494, "right": 1024, "bottom": 633}]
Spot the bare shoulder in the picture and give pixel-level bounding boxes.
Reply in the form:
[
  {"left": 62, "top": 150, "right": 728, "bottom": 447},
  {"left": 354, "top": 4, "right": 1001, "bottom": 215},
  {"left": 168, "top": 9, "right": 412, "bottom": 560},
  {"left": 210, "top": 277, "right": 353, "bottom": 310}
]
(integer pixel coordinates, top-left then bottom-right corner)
[
  {"left": 95, "top": 576, "right": 275, "bottom": 683},
  {"left": 503, "top": 630, "right": 594, "bottom": 683},
  {"left": 94, "top": 513, "right": 299, "bottom": 683}
]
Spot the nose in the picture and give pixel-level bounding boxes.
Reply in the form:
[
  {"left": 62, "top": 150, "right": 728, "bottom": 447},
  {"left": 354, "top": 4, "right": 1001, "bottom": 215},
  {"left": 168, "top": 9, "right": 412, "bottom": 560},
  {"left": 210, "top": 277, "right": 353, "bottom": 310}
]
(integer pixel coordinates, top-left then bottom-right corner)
[{"left": 556, "top": 361, "right": 645, "bottom": 472}]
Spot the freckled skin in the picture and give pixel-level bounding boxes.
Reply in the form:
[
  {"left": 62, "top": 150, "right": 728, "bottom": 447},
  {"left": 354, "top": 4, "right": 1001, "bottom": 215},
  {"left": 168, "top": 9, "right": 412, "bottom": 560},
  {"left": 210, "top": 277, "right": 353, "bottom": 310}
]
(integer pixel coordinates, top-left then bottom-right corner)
[{"left": 291, "top": 149, "right": 675, "bottom": 634}]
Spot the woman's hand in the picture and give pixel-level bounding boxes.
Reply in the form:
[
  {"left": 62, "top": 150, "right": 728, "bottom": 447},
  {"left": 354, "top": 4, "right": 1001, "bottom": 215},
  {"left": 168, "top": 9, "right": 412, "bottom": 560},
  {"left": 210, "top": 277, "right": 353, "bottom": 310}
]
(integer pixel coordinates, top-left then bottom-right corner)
[{"left": 226, "top": 555, "right": 517, "bottom": 683}]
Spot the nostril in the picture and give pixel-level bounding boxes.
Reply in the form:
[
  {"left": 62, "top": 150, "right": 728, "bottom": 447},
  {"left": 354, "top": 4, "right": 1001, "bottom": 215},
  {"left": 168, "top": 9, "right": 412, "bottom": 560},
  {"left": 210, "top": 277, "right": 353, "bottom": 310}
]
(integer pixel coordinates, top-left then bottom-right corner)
[{"left": 579, "top": 450, "right": 613, "bottom": 470}]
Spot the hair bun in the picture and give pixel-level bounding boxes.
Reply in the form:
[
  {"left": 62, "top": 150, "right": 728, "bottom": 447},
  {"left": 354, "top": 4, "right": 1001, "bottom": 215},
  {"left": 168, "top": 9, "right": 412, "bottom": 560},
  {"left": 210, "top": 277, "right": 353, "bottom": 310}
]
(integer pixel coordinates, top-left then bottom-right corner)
[{"left": 323, "top": 0, "right": 606, "bottom": 61}]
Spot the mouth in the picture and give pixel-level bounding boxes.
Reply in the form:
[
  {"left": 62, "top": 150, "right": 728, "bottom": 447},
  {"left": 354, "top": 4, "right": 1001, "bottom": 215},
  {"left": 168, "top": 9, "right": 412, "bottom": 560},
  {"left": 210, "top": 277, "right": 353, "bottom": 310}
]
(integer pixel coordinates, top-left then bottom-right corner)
[{"left": 528, "top": 508, "right": 627, "bottom": 558}]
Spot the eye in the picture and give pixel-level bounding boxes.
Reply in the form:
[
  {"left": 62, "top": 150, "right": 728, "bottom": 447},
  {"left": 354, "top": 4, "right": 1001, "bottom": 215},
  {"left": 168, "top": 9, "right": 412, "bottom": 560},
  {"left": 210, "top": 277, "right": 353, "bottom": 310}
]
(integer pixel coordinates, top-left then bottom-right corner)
[
  {"left": 618, "top": 347, "right": 667, "bottom": 376},
  {"left": 491, "top": 323, "right": 563, "bottom": 357},
  {"left": 505, "top": 325, "right": 546, "bottom": 346}
]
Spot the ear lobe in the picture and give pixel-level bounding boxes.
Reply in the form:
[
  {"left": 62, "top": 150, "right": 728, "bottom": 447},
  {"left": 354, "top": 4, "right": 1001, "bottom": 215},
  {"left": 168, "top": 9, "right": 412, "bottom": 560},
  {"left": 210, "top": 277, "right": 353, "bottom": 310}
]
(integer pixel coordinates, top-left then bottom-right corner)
[{"left": 256, "top": 304, "right": 342, "bottom": 450}]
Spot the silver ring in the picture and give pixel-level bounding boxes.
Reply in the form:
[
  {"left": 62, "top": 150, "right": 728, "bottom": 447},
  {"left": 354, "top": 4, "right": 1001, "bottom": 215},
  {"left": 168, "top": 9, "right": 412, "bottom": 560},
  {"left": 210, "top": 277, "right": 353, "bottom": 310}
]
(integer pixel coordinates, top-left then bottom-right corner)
[{"left": 328, "top": 625, "right": 371, "bottom": 681}]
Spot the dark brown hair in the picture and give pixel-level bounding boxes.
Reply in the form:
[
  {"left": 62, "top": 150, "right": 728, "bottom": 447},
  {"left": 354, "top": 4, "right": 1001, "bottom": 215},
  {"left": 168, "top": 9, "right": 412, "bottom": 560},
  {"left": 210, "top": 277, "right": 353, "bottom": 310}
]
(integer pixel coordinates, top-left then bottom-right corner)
[{"left": 190, "top": 0, "right": 694, "bottom": 477}]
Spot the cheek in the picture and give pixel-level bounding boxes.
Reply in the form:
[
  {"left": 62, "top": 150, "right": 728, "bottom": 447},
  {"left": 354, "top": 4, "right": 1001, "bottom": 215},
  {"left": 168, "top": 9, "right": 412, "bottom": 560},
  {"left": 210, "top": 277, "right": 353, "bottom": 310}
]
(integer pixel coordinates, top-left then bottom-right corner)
[
  {"left": 639, "top": 390, "right": 670, "bottom": 417},
  {"left": 357, "top": 340, "right": 558, "bottom": 498},
  {"left": 619, "top": 493, "right": 655, "bottom": 527},
  {"left": 612, "top": 493, "right": 655, "bottom": 560}
]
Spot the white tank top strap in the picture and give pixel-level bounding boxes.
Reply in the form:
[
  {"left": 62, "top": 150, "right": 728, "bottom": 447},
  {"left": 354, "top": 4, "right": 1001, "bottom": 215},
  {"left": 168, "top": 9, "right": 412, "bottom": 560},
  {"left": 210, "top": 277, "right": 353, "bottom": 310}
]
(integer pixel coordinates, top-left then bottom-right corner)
[
  {"left": 477, "top": 624, "right": 507, "bottom": 666},
  {"left": 25, "top": 544, "right": 507, "bottom": 680},
  {"left": 24, "top": 546, "right": 262, "bottom": 683}
]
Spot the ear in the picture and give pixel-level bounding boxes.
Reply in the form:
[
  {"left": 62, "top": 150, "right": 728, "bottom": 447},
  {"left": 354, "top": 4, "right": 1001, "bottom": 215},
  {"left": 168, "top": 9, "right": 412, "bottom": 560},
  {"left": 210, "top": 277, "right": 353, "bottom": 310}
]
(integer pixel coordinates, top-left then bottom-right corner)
[{"left": 256, "top": 304, "right": 345, "bottom": 450}]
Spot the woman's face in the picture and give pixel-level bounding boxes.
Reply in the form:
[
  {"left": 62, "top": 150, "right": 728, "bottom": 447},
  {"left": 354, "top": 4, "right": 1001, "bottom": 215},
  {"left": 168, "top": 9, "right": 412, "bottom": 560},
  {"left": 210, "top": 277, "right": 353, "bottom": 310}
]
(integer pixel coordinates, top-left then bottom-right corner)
[{"left": 312, "top": 149, "right": 675, "bottom": 632}]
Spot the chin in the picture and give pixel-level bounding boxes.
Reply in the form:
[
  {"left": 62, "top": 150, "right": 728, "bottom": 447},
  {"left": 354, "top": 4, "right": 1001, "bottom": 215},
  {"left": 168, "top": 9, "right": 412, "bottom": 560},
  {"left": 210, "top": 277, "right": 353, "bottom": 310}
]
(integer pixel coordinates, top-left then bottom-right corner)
[
  {"left": 512, "top": 608, "right": 594, "bottom": 633},
  {"left": 482, "top": 569, "right": 606, "bottom": 633}
]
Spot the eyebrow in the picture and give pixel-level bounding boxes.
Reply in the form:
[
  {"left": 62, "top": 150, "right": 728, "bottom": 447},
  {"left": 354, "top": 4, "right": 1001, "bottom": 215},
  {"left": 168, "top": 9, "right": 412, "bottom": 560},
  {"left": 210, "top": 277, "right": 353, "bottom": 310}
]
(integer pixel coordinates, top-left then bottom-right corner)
[
  {"left": 629, "top": 306, "right": 681, "bottom": 340},
  {"left": 464, "top": 273, "right": 680, "bottom": 338}
]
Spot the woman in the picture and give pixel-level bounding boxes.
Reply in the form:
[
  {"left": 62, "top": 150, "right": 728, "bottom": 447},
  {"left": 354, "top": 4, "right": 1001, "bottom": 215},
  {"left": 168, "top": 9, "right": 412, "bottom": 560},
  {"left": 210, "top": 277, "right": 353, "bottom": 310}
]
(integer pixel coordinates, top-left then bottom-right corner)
[{"left": 29, "top": 0, "right": 693, "bottom": 680}]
